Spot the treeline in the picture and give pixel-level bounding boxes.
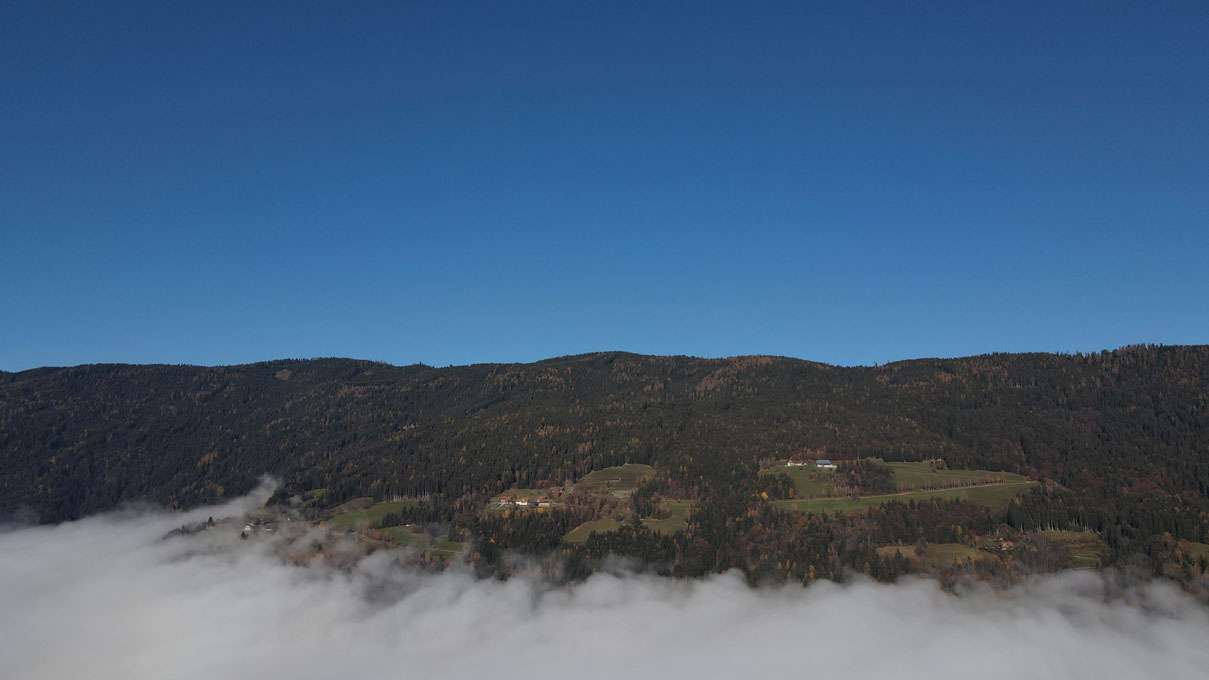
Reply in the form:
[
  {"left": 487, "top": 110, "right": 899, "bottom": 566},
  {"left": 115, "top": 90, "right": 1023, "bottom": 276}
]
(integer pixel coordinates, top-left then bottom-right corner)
[
  {"left": 1008, "top": 487, "right": 1209, "bottom": 558},
  {"left": 840, "top": 459, "right": 895, "bottom": 493}
]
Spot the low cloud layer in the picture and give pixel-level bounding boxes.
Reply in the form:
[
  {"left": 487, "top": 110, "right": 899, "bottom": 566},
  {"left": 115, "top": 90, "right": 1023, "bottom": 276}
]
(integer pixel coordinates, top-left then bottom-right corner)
[{"left": 3, "top": 492, "right": 1208, "bottom": 680}]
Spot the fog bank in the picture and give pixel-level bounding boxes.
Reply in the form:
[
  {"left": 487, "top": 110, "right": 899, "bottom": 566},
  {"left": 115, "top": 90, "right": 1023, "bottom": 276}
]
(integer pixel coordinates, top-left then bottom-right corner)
[{"left": 2, "top": 494, "right": 1207, "bottom": 680}]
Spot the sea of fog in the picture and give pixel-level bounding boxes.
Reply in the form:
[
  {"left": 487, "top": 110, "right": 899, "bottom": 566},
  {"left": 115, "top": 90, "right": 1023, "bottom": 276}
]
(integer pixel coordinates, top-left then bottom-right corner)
[{"left": 2, "top": 487, "right": 1207, "bottom": 680}]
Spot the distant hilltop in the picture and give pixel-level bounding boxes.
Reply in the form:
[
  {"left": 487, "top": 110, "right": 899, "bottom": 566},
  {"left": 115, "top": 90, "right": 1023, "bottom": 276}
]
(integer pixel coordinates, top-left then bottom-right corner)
[{"left": 9, "top": 343, "right": 1205, "bottom": 374}]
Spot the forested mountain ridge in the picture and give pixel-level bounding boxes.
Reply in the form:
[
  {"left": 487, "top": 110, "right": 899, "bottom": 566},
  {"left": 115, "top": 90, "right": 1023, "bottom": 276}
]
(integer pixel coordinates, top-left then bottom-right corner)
[{"left": 2, "top": 345, "right": 1208, "bottom": 525}]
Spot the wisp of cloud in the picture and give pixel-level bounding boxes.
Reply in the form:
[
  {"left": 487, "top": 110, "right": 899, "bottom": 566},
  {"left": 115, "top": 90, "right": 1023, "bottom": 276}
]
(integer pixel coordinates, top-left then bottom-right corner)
[{"left": 2, "top": 489, "right": 1207, "bottom": 680}]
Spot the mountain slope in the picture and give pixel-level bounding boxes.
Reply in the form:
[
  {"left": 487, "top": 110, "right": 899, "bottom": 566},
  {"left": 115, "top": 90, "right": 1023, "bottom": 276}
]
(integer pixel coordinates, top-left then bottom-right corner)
[{"left": 2, "top": 346, "right": 1208, "bottom": 523}]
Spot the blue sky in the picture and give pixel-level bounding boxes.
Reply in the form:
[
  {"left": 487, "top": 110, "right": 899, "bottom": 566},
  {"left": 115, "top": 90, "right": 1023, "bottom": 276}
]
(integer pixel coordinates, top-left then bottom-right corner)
[{"left": 2, "top": 2, "right": 1207, "bottom": 370}]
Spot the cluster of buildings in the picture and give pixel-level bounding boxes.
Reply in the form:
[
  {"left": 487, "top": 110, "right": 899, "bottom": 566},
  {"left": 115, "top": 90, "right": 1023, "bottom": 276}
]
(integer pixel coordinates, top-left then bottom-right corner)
[
  {"left": 496, "top": 495, "right": 554, "bottom": 509},
  {"left": 240, "top": 517, "right": 278, "bottom": 539},
  {"left": 786, "top": 458, "right": 837, "bottom": 469}
]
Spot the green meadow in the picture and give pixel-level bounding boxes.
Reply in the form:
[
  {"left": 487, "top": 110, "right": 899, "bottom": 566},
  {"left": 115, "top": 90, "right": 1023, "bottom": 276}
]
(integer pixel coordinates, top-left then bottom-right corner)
[
  {"left": 328, "top": 499, "right": 417, "bottom": 530},
  {"left": 774, "top": 481, "right": 1037, "bottom": 515},
  {"left": 574, "top": 464, "right": 656, "bottom": 496}
]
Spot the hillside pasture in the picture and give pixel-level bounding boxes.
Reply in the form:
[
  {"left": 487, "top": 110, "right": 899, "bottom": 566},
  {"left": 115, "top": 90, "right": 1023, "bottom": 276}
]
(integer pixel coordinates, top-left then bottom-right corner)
[
  {"left": 877, "top": 543, "right": 997, "bottom": 568},
  {"left": 377, "top": 524, "right": 427, "bottom": 546},
  {"left": 563, "top": 518, "right": 623, "bottom": 544},
  {"left": 370, "top": 524, "right": 465, "bottom": 556},
  {"left": 328, "top": 499, "right": 417, "bottom": 530},
  {"left": 774, "top": 481, "right": 1038, "bottom": 515},
  {"left": 642, "top": 500, "right": 694, "bottom": 535},
  {"left": 886, "top": 461, "right": 1027, "bottom": 491},
  {"left": 765, "top": 466, "right": 840, "bottom": 497},
  {"left": 574, "top": 464, "right": 655, "bottom": 497},
  {"left": 1182, "top": 541, "right": 1209, "bottom": 561},
  {"left": 563, "top": 499, "right": 693, "bottom": 543},
  {"left": 764, "top": 460, "right": 1028, "bottom": 499},
  {"left": 1039, "top": 530, "right": 1107, "bottom": 568}
]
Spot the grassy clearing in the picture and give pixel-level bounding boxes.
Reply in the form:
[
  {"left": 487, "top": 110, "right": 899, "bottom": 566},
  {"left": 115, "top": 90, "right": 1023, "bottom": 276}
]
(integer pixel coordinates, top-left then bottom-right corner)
[
  {"left": 1180, "top": 541, "right": 1209, "bottom": 561},
  {"left": 301, "top": 488, "right": 329, "bottom": 505},
  {"left": 875, "top": 545, "right": 913, "bottom": 561},
  {"left": 642, "top": 500, "right": 694, "bottom": 535},
  {"left": 923, "top": 542, "right": 994, "bottom": 565},
  {"left": 885, "top": 461, "right": 1027, "bottom": 491},
  {"left": 1040, "top": 530, "right": 1107, "bottom": 568},
  {"left": 574, "top": 464, "right": 655, "bottom": 497},
  {"left": 327, "top": 496, "right": 374, "bottom": 513},
  {"left": 563, "top": 518, "right": 622, "bottom": 544},
  {"left": 429, "top": 538, "right": 465, "bottom": 555},
  {"left": 877, "top": 543, "right": 995, "bottom": 567},
  {"left": 764, "top": 460, "right": 1027, "bottom": 498},
  {"left": 373, "top": 525, "right": 464, "bottom": 556},
  {"left": 563, "top": 499, "right": 693, "bottom": 544},
  {"left": 378, "top": 524, "right": 427, "bottom": 545},
  {"left": 774, "top": 481, "right": 1037, "bottom": 515},
  {"left": 328, "top": 499, "right": 417, "bottom": 530}
]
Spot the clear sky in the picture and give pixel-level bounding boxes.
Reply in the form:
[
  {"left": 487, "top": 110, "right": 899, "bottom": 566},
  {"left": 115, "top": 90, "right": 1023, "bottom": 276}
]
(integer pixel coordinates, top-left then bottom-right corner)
[{"left": 2, "top": 2, "right": 1207, "bottom": 370}]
